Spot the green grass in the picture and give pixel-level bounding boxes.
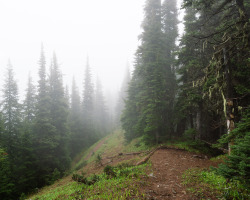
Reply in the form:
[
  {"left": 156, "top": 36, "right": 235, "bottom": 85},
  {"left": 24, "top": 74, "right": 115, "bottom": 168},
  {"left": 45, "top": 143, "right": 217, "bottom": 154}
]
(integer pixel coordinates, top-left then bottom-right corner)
[
  {"left": 30, "top": 163, "right": 149, "bottom": 200},
  {"left": 182, "top": 168, "right": 249, "bottom": 200},
  {"left": 163, "top": 139, "right": 224, "bottom": 157},
  {"left": 123, "top": 135, "right": 154, "bottom": 153},
  {"left": 73, "top": 130, "right": 154, "bottom": 172},
  {"left": 29, "top": 130, "right": 229, "bottom": 199},
  {"left": 72, "top": 134, "right": 112, "bottom": 171}
]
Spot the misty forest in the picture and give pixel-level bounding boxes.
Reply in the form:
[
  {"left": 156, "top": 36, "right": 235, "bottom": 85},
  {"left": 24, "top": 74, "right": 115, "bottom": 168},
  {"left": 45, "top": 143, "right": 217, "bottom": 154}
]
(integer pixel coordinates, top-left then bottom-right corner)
[{"left": 0, "top": 0, "right": 249, "bottom": 199}]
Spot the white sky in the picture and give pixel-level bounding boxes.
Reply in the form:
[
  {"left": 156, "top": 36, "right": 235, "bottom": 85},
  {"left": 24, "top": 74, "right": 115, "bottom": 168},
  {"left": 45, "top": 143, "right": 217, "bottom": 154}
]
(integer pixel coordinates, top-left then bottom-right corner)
[{"left": 0, "top": 0, "right": 183, "bottom": 100}]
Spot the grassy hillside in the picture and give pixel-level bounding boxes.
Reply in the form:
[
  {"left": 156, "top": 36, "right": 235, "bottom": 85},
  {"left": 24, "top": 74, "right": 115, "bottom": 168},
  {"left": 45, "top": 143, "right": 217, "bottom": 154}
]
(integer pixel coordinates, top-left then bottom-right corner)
[
  {"left": 27, "top": 130, "right": 153, "bottom": 200},
  {"left": 27, "top": 130, "right": 241, "bottom": 200}
]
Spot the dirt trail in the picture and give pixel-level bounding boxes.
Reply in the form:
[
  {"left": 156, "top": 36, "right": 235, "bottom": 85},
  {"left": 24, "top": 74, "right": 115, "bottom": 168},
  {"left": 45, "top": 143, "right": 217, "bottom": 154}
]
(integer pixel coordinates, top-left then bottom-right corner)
[
  {"left": 143, "top": 148, "right": 218, "bottom": 200},
  {"left": 84, "top": 138, "right": 108, "bottom": 161},
  {"left": 82, "top": 141, "right": 219, "bottom": 199}
]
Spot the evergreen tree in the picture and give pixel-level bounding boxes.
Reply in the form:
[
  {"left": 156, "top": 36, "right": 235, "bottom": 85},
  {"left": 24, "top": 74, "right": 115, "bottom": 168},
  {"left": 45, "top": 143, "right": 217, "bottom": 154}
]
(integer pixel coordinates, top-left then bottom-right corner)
[
  {"left": 49, "top": 52, "right": 70, "bottom": 172},
  {"left": 182, "top": 0, "right": 250, "bottom": 147},
  {"left": 69, "top": 77, "right": 84, "bottom": 157},
  {"left": 94, "top": 77, "right": 108, "bottom": 136},
  {"left": 14, "top": 131, "right": 37, "bottom": 196},
  {"left": 0, "top": 61, "right": 35, "bottom": 199},
  {"left": 82, "top": 57, "right": 96, "bottom": 143},
  {"left": 217, "top": 110, "right": 250, "bottom": 189},
  {"left": 1, "top": 61, "right": 21, "bottom": 158},
  {"left": 23, "top": 74, "right": 37, "bottom": 132},
  {"left": 115, "top": 63, "right": 131, "bottom": 126},
  {"left": 122, "top": 0, "right": 171, "bottom": 143},
  {"left": 162, "top": 0, "right": 179, "bottom": 135},
  {"left": 82, "top": 58, "right": 94, "bottom": 122},
  {"left": 175, "top": 6, "right": 205, "bottom": 138},
  {"left": 0, "top": 152, "right": 14, "bottom": 200},
  {"left": 33, "top": 45, "right": 56, "bottom": 186},
  {"left": 64, "top": 85, "right": 70, "bottom": 108},
  {"left": 121, "top": 67, "right": 143, "bottom": 141},
  {"left": 0, "top": 61, "right": 20, "bottom": 200}
]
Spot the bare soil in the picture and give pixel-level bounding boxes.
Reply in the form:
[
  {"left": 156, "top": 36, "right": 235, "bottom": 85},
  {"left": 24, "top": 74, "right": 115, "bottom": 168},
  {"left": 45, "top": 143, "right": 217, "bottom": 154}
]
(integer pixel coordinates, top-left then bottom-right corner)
[
  {"left": 142, "top": 148, "right": 219, "bottom": 200},
  {"left": 78, "top": 141, "right": 220, "bottom": 199}
]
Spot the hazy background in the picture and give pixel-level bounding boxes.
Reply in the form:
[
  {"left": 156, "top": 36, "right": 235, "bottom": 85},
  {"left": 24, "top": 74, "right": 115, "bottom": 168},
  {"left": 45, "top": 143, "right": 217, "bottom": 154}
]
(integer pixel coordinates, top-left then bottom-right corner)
[{"left": 0, "top": 0, "right": 183, "bottom": 100}]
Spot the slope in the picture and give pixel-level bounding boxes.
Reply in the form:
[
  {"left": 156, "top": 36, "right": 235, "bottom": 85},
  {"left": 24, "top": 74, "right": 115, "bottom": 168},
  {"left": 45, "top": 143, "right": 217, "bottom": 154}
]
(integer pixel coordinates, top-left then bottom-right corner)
[{"left": 28, "top": 130, "right": 225, "bottom": 200}]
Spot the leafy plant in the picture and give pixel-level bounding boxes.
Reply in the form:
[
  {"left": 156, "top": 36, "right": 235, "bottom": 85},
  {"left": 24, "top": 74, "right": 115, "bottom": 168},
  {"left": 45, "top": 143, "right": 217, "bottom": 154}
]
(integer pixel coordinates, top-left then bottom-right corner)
[
  {"left": 104, "top": 165, "right": 116, "bottom": 178},
  {"left": 95, "top": 153, "right": 103, "bottom": 166},
  {"left": 72, "top": 173, "right": 88, "bottom": 184},
  {"left": 49, "top": 168, "right": 61, "bottom": 184},
  {"left": 32, "top": 163, "right": 149, "bottom": 199},
  {"left": 183, "top": 168, "right": 249, "bottom": 199},
  {"left": 183, "top": 128, "right": 197, "bottom": 140}
]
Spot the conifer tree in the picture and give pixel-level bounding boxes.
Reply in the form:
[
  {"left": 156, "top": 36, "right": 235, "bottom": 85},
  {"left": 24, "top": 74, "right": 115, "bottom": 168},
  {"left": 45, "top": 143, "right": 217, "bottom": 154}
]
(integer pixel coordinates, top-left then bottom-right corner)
[
  {"left": 1, "top": 60, "right": 21, "bottom": 159},
  {"left": 94, "top": 77, "right": 108, "bottom": 136},
  {"left": 82, "top": 57, "right": 96, "bottom": 143},
  {"left": 182, "top": 0, "right": 250, "bottom": 146},
  {"left": 162, "top": 0, "right": 179, "bottom": 135},
  {"left": 69, "top": 77, "right": 84, "bottom": 157},
  {"left": 23, "top": 74, "right": 37, "bottom": 131},
  {"left": 0, "top": 61, "right": 20, "bottom": 199},
  {"left": 121, "top": 68, "right": 143, "bottom": 141},
  {"left": 82, "top": 58, "right": 94, "bottom": 122},
  {"left": 123, "top": 0, "right": 170, "bottom": 143},
  {"left": 64, "top": 85, "right": 70, "bottom": 108},
  {"left": 33, "top": 45, "right": 56, "bottom": 186},
  {"left": 0, "top": 152, "right": 13, "bottom": 200},
  {"left": 175, "top": 6, "right": 203, "bottom": 137},
  {"left": 116, "top": 63, "right": 130, "bottom": 126},
  {"left": 49, "top": 53, "right": 70, "bottom": 172}
]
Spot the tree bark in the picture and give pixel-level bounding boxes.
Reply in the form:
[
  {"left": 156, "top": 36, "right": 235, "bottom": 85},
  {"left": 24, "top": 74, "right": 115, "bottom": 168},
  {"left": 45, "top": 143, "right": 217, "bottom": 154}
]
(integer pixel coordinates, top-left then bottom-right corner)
[
  {"left": 196, "top": 102, "right": 202, "bottom": 140},
  {"left": 190, "top": 113, "right": 194, "bottom": 129},
  {"left": 223, "top": 48, "right": 235, "bottom": 155}
]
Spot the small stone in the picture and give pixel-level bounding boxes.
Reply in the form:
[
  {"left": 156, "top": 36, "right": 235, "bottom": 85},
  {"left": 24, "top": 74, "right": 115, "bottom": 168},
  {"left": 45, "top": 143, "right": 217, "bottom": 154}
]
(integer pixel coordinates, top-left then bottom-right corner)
[
  {"left": 172, "top": 189, "right": 177, "bottom": 194},
  {"left": 149, "top": 173, "right": 154, "bottom": 177}
]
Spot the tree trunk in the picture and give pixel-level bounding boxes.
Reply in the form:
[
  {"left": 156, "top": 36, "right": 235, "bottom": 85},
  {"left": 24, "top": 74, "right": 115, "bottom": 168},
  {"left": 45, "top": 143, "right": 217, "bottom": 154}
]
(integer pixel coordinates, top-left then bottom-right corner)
[
  {"left": 223, "top": 48, "right": 235, "bottom": 155},
  {"left": 189, "top": 113, "right": 194, "bottom": 129},
  {"left": 196, "top": 102, "right": 202, "bottom": 140}
]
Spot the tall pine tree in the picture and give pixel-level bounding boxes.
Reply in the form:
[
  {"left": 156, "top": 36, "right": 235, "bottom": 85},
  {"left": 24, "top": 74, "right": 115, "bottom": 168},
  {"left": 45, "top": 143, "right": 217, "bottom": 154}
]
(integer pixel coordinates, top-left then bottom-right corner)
[
  {"left": 33, "top": 45, "right": 56, "bottom": 186},
  {"left": 69, "top": 77, "right": 84, "bottom": 157},
  {"left": 0, "top": 61, "right": 20, "bottom": 199},
  {"left": 1, "top": 61, "right": 21, "bottom": 156},
  {"left": 94, "top": 77, "right": 108, "bottom": 136},
  {"left": 122, "top": 0, "right": 173, "bottom": 143},
  {"left": 162, "top": 0, "right": 178, "bottom": 135},
  {"left": 116, "top": 63, "right": 131, "bottom": 126},
  {"left": 49, "top": 53, "right": 71, "bottom": 172},
  {"left": 82, "top": 57, "right": 96, "bottom": 143}
]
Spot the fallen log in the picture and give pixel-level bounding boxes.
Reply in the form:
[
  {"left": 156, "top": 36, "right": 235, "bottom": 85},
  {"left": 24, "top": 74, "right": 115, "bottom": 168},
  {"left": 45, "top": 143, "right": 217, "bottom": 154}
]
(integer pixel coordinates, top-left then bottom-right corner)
[{"left": 136, "top": 147, "right": 160, "bottom": 166}]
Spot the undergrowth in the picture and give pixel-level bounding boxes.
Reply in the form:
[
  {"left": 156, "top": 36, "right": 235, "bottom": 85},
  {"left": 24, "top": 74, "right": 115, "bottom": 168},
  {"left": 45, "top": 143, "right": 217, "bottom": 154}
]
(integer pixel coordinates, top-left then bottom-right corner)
[
  {"left": 30, "top": 163, "right": 149, "bottom": 200},
  {"left": 164, "top": 139, "right": 223, "bottom": 157},
  {"left": 182, "top": 168, "right": 249, "bottom": 200}
]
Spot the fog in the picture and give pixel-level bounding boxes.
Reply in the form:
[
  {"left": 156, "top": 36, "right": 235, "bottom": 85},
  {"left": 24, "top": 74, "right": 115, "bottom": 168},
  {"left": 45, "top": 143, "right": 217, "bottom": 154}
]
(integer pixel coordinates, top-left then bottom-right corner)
[
  {"left": 0, "top": 0, "right": 183, "bottom": 112},
  {"left": 0, "top": 0, "right": 145, "bottom": 96}
]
